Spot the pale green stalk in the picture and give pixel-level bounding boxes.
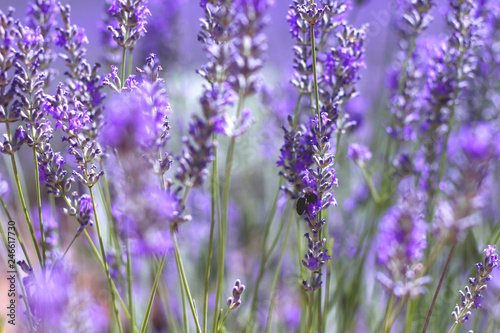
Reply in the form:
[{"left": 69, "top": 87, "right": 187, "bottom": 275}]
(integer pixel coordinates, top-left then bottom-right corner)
[
  {"left": 5, "top": 122, "right": 42, "bottom": 266},
  {"left": 264, "top": 208, "right": 294, "bottom": 333},
  {"left": 173, "top": 232, "right": 202, "bottom": 332},
  {"left": 0, "top": 198, "right": 32, "bottom": 267},
  {"left": 204, "top": 142, "right": 220, "bottom": 333},
  {"left": 247, "top": 182, "right": 284, "bottom": 332},
  {"left": 141, "top": 255, "right": 166, "bottom": 333},
  {"left": 89, "top": 186, "right": 123, "bottom": 333},
  {"left": 212, "top": 92, "right": 246, "bottom": 333},
  {"left": 31, "top": 140, "right": 46, "bottom": 267}
]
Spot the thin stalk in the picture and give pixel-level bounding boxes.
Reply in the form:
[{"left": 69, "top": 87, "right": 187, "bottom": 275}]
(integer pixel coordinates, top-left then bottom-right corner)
[
  {"left": 0, "top": 198, "right": 32, "bottom": 267},
  {"left": 204, "top": 142, "right": 219, "bottom": 333},
  {"left": 264, "top": 206, "right": 294, "bottom": 333},
  {"left": 360, "top": 165, "right": 381, "bottom": 203},
  {"left": 308, "top": 292, "right": 314, "bottom": 332},
  {"left": 247, "top": 181, "right": 283, "bottom": 332},
  {"left": 62, "top": 233, "right": 78, "bottom": 259},
  {"left": 293, "top": 93, "right": 304, "bottom": 126},
  {"left": 126, "top": 238, "right": 135, "bottom": 333},
  {"left": 178, "top": 254, "right": 189, "bottom": 333},
  {"left": 422, "top": 240, "right": 457, "bottom": 333},
  {"left": 263, "top": 201, "right": 290, "bottom": 264},
  {"left": 141, "top": 255, "right": 166, "bottom": 333},
  {"left": 89, "top": 187, "right": 123, "bottom": 333},
  {"left": 385, "top": 297, "right": 406, "bottom": 333},
  {"left": 82, "top": 230, "right": 138, "bottom": 332},
  {"left": 382, "top": 295, "right": 396, "bottom": 333},
  {"left": 8, "top": 155, "right": 42, "bottom": 265},
  {"left": 173, "top": 232, "right": 202, "bottom": 332},
  {"left": 212, "top": 93, "right": 246, "bottom": 333},
  {"left": 159, "top": 274, "right": 181, "bottom": 333},
  {"left": 31, "top": 143, "right": 46, "bottom": 267}
]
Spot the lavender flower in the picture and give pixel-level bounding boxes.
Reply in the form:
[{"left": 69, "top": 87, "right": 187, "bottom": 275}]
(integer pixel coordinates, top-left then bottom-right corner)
[
  {"left": 376, "top": 185, "right": 431, "bottom": 298},
  {"left": 451, "top": 245, "right": 499, "bottom": 324},
  {"left": 433, "top": 123, "right": 500, "bottom": 242},
  {"left": 226, "top": 279, "right": 245, "bottom": 310},
  {"left": 347, "top": 143, "right": 372, "bottom": 166},
  {"left": 106, "top": 0, "right": 151, "bottom": 50}
]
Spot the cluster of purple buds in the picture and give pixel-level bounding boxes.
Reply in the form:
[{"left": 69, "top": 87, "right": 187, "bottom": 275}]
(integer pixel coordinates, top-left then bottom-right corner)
[
  {"left": 386, "top": 0, "right": 434, "bottom": 143},
  {"left": 299, "top": 114, "right": 337, "bottom": 292},
  {"left": 433, "top": 123, "right": 500, "bottom": 242},
  {"left": 57, "top": 3, "right": 106, "bottom": 139},
  {"left": 376, "top": 185, "right": 431, "bottom": 298},
  {"left": 102, "top": 54, "right": 172, "bottom": 174},
  {"left": 347, "top": 143, "right": 372, "bottom": 167},
  {"left": 227, "top": 279, "right": 245, "bottom": 310},
  {"left": 106, "top": 0, "right": 151, "bottom": 50},
  {"left": 451, "top": 245, "right": 499, "bottom": 324}
]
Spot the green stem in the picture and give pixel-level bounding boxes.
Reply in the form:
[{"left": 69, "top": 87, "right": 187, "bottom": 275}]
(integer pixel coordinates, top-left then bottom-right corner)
[
  {"left": 89, "top": 187, "right": 123, "bottom": 333},
  {"left": 82, "top": 230, "right": 138, "bottom": 332},
  {"left": 0, "top": 198, "right": 32, "bottom": 267},
  {"left": 31, "top": 143, "right": 46, "bottom": 267},
  {"left": 177, "top": 250, "right": 189, "bottom": 333},
  {"left": 126, "top": 238, "right": 135, "bottom": 333},
  {"left": 8, "top": 153, "right": 42, "bottom": 266},
  {"left": 382, "top": 295, "right": 396, "bottom": 333},
  {"left": 204, "top": 142, "right": 219, "bottom": 333},
  {"left": 173, "top": 232, "right": 202, "bottom": 332},
  {"left": 141, "top": 255, "right": 166, "bottom": 333},
  {"left": 421, "top": 240, "right": 457, "bottom": 333},
  {"left": 247, "top": 181, "right": 284, "bottom": 332},
  {"left": 360, "top": 165, "right": 381, "bottom": 203},
  {"left": 264, "top": 205, "right": 293, "bottom": 333},
  {"left": 212, "top": 93, "right": 246, "bottom": 333}
]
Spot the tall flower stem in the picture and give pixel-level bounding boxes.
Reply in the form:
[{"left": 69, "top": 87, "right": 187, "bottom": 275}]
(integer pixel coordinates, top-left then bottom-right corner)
[
  {"left": 173, "top": 231, "right": 202, "bottom": 332},
  {"left": 89, "top": 186, "right": 123, "bottom": 333},
  {"left": 141, "top": 255, "right": 166, "bottom": 333},
  {"left": 212, "top": 93, "right": 246, "bottom": 333},
  {"left": 126, "top": 238, "right": 135, "bottom": 332},
  {"left": 81, "top": 229, "right": 137, "bottom": 332},
  {"left": 204, "top": 142, "right": 220, "bottom": 333},
  {"left": 6, "top": 122, "right": 42, "bottom": 266},
  {"left": 247, "top": 180, "right": 283, "bottom": 332},
  {"left": 0, "top": 198, "right": 32, "bottom": 267},
  {"left": 31, "top": 141, "right": 46, "bottom": 267},
  {"left": 264, "top": 203, "right": 293, "bottom": 333},
  {"left": 421, "top": 240, "right": 457, "bottom": 333}
]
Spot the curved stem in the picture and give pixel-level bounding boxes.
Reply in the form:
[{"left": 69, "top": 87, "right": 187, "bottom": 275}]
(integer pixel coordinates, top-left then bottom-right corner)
[
  {"left": 141, "top": 255, "right": 166, "bottom": 333},
  {"left": 421, "top": 240, "right": 457, "bottom": 333}
]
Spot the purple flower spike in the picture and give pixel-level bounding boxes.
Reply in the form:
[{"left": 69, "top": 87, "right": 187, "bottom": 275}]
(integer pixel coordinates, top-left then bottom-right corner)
[
  {"left": 451, "top": 246, "right": 499, "bottom": 324},
  {"left": 347, "top": 143, "right": 372, "bottom": 166}
]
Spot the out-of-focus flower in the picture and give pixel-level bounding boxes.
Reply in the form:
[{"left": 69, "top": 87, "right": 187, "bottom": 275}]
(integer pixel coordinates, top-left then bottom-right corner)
[
  {"left": 347, "top": 143, "right": 372, "bottom": 166},
  {"left": 376, "top": 184, "right": 431, "bottom": 298}
]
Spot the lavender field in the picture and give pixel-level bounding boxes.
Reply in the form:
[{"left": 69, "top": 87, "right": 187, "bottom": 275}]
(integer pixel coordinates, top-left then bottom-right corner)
[{"left": 0, "top": 0, "right": 499, "bottom": 332}]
